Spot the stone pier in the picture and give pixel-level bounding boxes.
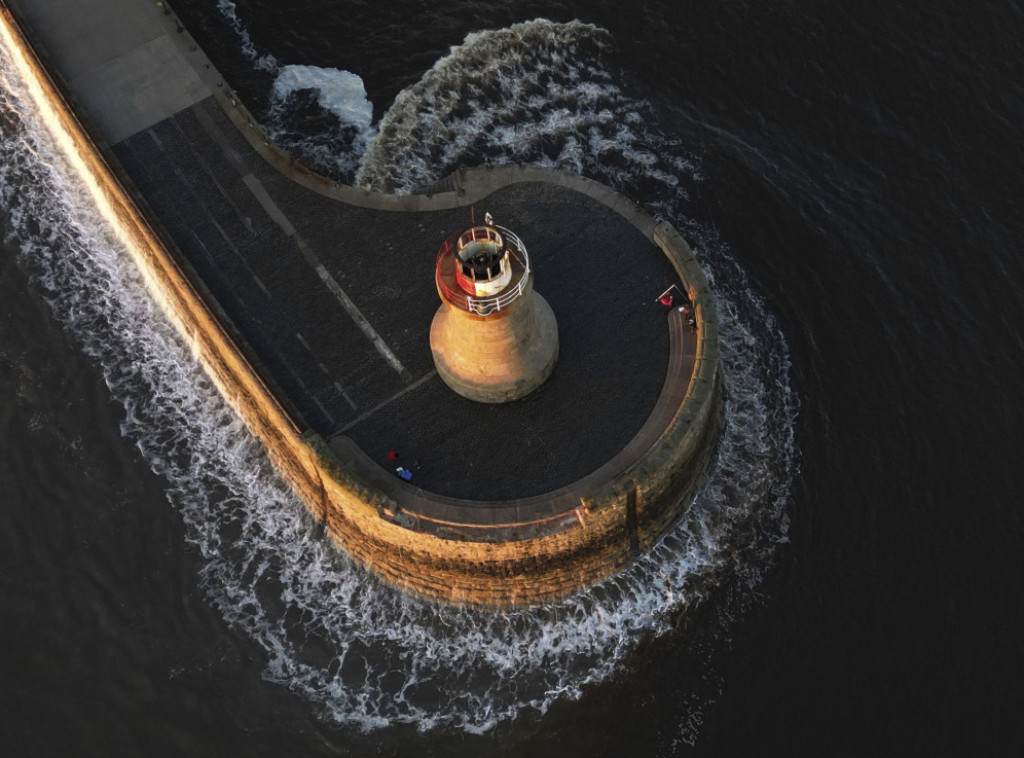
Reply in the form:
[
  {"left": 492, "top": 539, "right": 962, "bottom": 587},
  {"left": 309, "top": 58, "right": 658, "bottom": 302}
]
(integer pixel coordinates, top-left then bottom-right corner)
[{"left": 1, "top": 0, "right": 722, "bottom": 607}]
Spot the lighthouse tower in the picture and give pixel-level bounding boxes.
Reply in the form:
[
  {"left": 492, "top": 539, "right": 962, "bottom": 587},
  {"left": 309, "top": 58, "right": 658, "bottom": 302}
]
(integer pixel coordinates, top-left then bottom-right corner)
[{"left": 430, "top": 214, "right": 559, "bottom": 403}]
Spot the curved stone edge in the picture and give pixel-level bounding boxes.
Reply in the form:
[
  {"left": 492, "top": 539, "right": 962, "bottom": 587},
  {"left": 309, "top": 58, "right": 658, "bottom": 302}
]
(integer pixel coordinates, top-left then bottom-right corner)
[
  {"left": 206, "top": 90, "right": 659, "bottom": 235},
  {"left": 2, "top": 7, "right": 722, "bottom": 608}
]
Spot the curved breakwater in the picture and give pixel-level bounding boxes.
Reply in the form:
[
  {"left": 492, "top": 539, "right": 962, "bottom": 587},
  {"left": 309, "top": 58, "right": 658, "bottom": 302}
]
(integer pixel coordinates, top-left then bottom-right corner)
[{"left": 1, "top": 6, "right": 796, "bottom": 733}]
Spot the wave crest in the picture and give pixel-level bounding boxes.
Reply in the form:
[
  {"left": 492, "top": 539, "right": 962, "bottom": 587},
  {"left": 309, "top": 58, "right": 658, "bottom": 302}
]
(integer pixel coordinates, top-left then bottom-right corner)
[{"left": 356, "top": 19, "right": 701, "bottom": 198}]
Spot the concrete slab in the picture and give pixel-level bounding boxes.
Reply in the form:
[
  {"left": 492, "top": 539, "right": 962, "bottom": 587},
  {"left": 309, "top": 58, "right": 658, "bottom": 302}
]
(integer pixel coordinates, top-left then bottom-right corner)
[
  {"left": 8, "top": 0, "right": 209, "bottom": 142},
  {"left": 11, "top": 0, "right": 161, "bottom": 72},
  {"left": 68, "top": 34, "right": 209, "bottom": 142}
]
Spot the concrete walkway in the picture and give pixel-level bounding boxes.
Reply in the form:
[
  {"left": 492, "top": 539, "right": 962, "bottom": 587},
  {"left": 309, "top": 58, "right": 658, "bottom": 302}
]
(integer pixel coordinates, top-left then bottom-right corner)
[
  {"left": 4, "top": 0, "right": 701, "bottom": 506},
  {"left": 109, "top": 100, "right": 678, "bottom": 499},
  {"left": 5, "top": 0, "right": 209, "bottom": 142}
]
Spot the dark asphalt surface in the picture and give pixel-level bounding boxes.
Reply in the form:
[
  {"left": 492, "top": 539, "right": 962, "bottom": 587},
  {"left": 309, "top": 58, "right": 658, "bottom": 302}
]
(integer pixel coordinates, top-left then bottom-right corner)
[{"left": 113, "top": 97, "right": 680, "bottom": 500}]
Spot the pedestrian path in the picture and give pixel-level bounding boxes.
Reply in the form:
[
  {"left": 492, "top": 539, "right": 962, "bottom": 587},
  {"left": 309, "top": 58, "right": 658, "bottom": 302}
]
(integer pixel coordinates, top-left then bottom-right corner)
[{"left": 3, "top": 0, "right": 708, "bottom": 512}]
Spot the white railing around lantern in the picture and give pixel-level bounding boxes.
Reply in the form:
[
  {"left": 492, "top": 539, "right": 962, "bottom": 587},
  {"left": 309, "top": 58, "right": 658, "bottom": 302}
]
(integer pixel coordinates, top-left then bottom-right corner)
[
  {"left": 458, "top": 225, "right": 503, "bottom": 250},
  {"left": 436, "top": 226, "right": 531, "bottom": 316}
]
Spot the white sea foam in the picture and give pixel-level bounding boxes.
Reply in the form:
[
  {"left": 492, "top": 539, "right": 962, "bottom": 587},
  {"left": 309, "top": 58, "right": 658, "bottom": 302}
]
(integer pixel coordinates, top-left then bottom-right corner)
[
  {"left": 272, "top": 65, "right": 373, "bottom": 132},
  {"left": 213, "top": 1, "right": 376, "bottom": 181},
  {"left": 356, "top": 19, "right": 700, "bottom": 201},
  {"left": 1, "top": 17, "right": 795, "bottom": 737},
  {"left": 265, "top": 64, "right": 378, "bottom": 179},
  {"left": 216, "top": 0, "right": 277, "bottom": 71}
]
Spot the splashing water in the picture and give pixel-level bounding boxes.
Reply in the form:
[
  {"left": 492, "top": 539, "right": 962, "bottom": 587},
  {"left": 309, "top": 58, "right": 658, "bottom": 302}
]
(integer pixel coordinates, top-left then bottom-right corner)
[
  {"left": 355, "top": 19, "right": 700, "bottom": 203},
  {"left": 266, "top": 64, "right": 377, "bottom": 179},
  {"left": 1, "top": 16, "right": 795, "bottom": 735},
  {"left": 215, "top": 0, "right": 376, "bottom": 181},
  {"left": 216, "top": 0, "right": 277, "bottom": 72}
]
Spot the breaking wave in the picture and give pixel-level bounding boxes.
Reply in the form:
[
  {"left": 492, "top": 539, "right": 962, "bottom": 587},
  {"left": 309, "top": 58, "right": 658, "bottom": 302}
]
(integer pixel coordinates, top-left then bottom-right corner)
[
  {"left": 216, "top": 0, "right": 377, "bottom": 180},
  {"left": 265, "top": 64, "right": 377, "bottom": 180},
  {"left": 1, "top": 16, "right": 795, "bottom": 736},
  {"left": 355, "top": 19, "right": 700, "bottom": 203}
]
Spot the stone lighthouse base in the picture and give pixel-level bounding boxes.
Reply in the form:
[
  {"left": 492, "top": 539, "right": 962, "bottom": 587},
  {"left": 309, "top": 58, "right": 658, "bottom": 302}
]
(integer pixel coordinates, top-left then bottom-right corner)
[{"left": 430, "top": 289, "right": 559, "bottom": 403}]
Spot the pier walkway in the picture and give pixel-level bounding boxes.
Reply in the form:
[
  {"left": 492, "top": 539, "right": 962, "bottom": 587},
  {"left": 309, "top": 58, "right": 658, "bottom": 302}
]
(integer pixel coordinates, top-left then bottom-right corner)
[{"left": 4, "top": 0, "right": 692, "bottom": 504}]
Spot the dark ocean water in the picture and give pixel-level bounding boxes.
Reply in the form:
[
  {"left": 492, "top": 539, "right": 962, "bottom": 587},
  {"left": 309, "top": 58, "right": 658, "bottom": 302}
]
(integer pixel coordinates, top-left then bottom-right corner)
[{"left": 2, "top": 0, "right": 1023, "bottom": 755}]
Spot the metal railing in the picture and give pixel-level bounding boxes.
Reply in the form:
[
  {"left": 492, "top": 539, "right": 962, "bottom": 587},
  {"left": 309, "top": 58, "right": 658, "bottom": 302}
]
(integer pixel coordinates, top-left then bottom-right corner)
[
  {"left": 436, "top": 225, "right": 531, "bottom": 316},
  {"left": 457, "top": 224, "right": 503, "bottom": 251}
]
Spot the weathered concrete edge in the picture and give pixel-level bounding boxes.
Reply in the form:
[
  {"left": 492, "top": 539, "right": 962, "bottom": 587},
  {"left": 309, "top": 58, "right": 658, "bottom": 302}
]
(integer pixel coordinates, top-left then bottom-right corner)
[{"left": 3, "top": 3, "right": 720, "bottom": 607}]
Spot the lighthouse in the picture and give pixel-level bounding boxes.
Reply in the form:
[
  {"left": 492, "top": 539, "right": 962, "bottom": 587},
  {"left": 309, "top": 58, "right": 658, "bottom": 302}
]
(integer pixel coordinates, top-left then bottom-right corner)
[{"left": 430, "top": 213, "right": 559, "bottom": 403}]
